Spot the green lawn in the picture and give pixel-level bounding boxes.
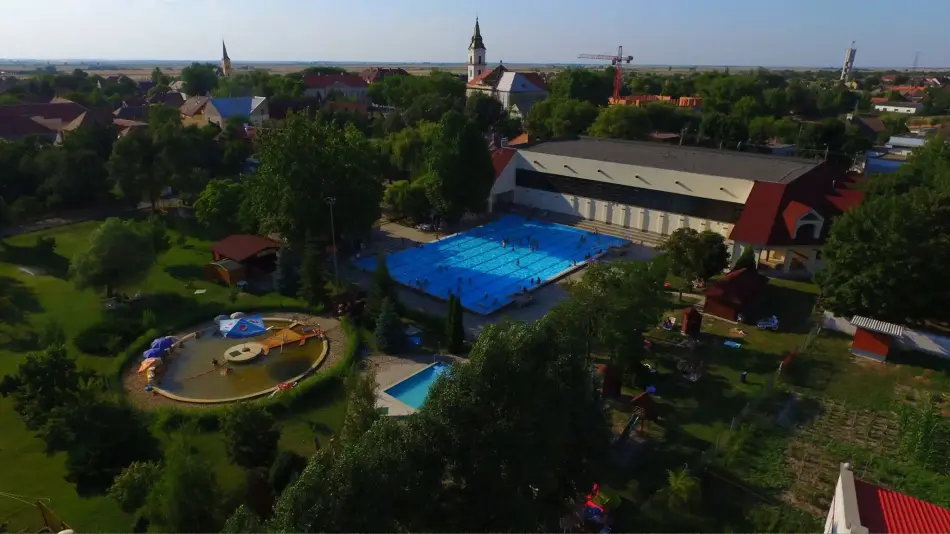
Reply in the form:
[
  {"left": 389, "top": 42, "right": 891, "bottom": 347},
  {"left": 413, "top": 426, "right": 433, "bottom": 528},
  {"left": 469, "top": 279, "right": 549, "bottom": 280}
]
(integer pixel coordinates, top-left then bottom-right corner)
[{"left": 0, "top": 217, "right": 348, "bottom": 532}]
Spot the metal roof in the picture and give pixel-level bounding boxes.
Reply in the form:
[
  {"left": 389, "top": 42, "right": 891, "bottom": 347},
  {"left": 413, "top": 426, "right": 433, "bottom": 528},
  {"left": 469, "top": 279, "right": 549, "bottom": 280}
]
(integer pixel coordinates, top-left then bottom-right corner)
[
  {"left": 850, "top": 315, "right": 904, "bottom": 337},
  {"left": 521, "top": 137, "right": 820, "bottom": 183}
]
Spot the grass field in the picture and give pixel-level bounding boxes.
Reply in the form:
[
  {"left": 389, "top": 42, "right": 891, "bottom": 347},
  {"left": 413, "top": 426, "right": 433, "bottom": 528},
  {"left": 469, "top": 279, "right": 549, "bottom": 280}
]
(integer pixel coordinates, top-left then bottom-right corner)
[{"left": 0, "top": 216, "right": 349, "bottom": 532}]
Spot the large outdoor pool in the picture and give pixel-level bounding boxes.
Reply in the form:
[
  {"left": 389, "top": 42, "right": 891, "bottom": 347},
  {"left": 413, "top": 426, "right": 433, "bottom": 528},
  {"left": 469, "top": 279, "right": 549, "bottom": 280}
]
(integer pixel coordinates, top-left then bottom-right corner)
[
  {"left": 383, "top": 362, "right": 449, "bottom": 410},
  {"left": 355, "top": 215, "right": 628, "bottom": 314}
]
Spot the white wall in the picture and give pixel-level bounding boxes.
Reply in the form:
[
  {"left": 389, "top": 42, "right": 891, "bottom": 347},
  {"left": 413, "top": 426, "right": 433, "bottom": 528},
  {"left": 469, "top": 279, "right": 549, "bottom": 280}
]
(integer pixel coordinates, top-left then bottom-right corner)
[
  {"left": 824, "top": 465, "right": 869, "bottom": 534},
  {"left": 516, "top": 149, "right": 755, "bottom": 205},
  {"left": 873, "top": 104, "right": 921, "bottom": 114},
  {"left": 511, "top": 186, "right": 734, "bottom": 240}
]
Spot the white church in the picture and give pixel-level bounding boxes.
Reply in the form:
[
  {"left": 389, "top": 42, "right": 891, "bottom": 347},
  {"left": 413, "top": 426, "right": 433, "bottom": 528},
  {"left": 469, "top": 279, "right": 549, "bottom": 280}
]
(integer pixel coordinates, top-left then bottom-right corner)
[{"left": 464, "top": 18, "right": 549, "bottom": 118}]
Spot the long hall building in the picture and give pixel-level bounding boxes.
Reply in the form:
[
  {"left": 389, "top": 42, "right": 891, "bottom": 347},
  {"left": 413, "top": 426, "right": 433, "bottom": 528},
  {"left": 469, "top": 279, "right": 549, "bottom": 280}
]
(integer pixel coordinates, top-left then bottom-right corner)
[{"left": 490, "top": 137, "right": 864, "bottom": 275}]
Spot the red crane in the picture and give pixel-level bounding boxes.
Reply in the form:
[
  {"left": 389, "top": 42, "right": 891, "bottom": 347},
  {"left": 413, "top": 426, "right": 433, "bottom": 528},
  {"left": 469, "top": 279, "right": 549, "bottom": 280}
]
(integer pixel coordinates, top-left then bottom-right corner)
[{"left": 578, "top": 46, "right": 634, "bottom": 101}]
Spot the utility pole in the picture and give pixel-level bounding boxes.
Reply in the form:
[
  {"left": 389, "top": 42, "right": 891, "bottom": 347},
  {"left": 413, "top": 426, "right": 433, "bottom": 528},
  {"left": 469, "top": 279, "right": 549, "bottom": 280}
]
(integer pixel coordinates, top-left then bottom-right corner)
[{"left": 325, "top": 197, "right": 339, "bottom": 285}]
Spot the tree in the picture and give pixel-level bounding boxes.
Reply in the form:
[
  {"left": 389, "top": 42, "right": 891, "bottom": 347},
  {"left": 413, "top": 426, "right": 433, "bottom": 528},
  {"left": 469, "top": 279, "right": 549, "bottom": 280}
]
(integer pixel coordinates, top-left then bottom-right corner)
[
  {"left": 383, "top": 180, "right": 431, "bottom": 222},
  {"left": 268, "top": 314, "right": 611, "bottom": 532},
  {"left": 297, "top": 235, "right": 325, "bottom": 306},
  {"left": 550, "top": 68, "right": 613, "bottom": 106},
  {"left": 107, "top": 129, "right": 164, "bottom": 209},
  {"left": 181, "top": 62, "right": 219, "bottom": 96},
  {"left": 220, "top": 403, "right": 281, "bottom": 470},
  {"left": 146, "top": 431, "right": 223, "bottom": 533},
  {"left": 588, "top": 105, "right": 653, "bottom": 140},
  {"left": 421, "top": 110, "right": 495, "bottom": 223},
  {"left": 108, "top": 461, "right": 162, "bottom": 513},
  {"left": 662, "top": 228, "right": 729, "bottom": 286},
  {"left": 194, "top": 179, "right": 247, "bottom": 236},
  {"left": 69, "top": 218, "right": 156, "bottom": 296},
  {"left": 245, "top": 112, "right": 383, "bottom": 246},
  {"left": 269, "top": 451, "right": 307, "bottom": 494},
  {"left": 563, "top": 259, "right": 669, "bottom": 375},
  {"left": 273, "top": 246, "right": 301, "bottom": 298},
  {"left": 374, "top": 298, "right": 403, "bottom": 353},
  {"left": 660, "top": 466, "right": 701, "bottom": 510},
  {"left": 0, "top": 345, "right": 92, "bottom": 431},
  {"left": 733, "top": 245, "right": 757, "bottom": 271},
  {"left": 242, "top": 467, "right": 276, "bottom": 519},
  {"left": 338, "top": 368, "right": 382, "bottom": 446},
  {"left": 465, "top": 91, "right": 507, "bottom": 132},
  {"left": 368, "top": 254, "right": 398, "bottom": 318},
  {"left": 525, "top": 98, "right": 598, "bottom": 140},
  {"left": 445, "top": 295, "right": 465, "bottom": 353}
]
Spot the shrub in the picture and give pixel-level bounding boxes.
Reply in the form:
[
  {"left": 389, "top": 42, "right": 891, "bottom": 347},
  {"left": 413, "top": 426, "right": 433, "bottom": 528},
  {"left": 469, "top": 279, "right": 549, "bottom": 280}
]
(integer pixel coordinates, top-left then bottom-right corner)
[
  {"left": 108, "top": 461, "right": 162, "bottom": 513},
  {"left": 74, "top": 316, "right": 143, "bottom": 356},
  {"left": 734, "top": 245, "right": 756, "bottom": 272},
  {"left": 269, "top": 450, "right": 307, "bottom": 494},
  {"left": 374, "top": 298, "right": 403, "bottom": 353},
  {"left": 220, "top": 403, "right": 280, "bottom": 469}
]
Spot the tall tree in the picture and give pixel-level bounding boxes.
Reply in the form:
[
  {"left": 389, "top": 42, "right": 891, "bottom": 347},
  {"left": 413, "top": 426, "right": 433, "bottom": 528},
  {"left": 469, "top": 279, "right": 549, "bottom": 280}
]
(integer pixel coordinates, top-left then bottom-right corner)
[
  {"left": 180, "top": 62, "right": 220, "bottom": 96},
  {"left": 662, "top": 228, "right": 729, "bottom": 286},
  {"left": 146, "top": 431, "right": 223, "bottom": 533},
  {"left": 465, "top": 91, "right": 507, "bottom": 132},
  {"left": 0, "top": 345, "right": 93, "bottom": 431},
  {"left": 69, "top": 218, "right": 156, "bottom": 296},
  {"left": 107, "top": 129, "right": 164, "bottom": 209},
  {"left": 550, "top": 68, "right": 613, "bottom": 106},
  {"left": 445, "top": 295, "right": 465, "bottom": 353},
  {"left": 220, "top": 403, "right": 281, "bottom": 470},
  {"left": 525, "top": 98, "right": 599, "bottom": 140},
  {"left": 421, "top": 110, "right": 495, "bottom": 223},
  {"left": 194, "top": 179, "right": 247, "bottom": 236},
  {"left": 297, "top": 234, "right": 325, "bottom": 306},
  {"left": 374, "top": 297, "right": 403, "bottom": 354},
  {"left": 273, "top": 246, "right": 301, "bottom": 298},
  {"left": 245, "top": 112, "right": 383, "bottom": 246},
  {"left": 588, "top": 105, "right": 653, "bottom": 140}
]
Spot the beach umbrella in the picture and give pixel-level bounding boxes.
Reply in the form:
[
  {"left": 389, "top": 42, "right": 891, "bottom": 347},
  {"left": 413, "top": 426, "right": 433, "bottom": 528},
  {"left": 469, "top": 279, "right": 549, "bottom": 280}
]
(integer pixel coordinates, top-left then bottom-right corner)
[
  {"left": 150, "top": 336, "right": 175, "bottom": 351},
  {"left": 213, "top": 314, "right": 230, "bottom": 324},
  {"left": 143, "top": 347, "right": 164, "bottom": 359},
  {"left": 219, "top": 314, "right": 266, "bottom": 338},
  {"left": 230, "top": 312, "right": 246, "bottom": 319},
  {"left": 138, "top": 357, "right": 161, "bottom": 373}
]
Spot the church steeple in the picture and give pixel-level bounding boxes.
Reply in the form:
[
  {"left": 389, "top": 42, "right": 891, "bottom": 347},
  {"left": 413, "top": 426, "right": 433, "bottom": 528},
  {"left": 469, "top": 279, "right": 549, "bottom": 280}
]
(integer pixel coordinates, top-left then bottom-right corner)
[
  {"left": 469, "top": 17, "right": 486, "bottom": 51},
  {"left": 467, "top": 17, "right": 487, "bottom": 83},
  {"left": 221, "top": 39, "right": 233, "bottom": 77}
]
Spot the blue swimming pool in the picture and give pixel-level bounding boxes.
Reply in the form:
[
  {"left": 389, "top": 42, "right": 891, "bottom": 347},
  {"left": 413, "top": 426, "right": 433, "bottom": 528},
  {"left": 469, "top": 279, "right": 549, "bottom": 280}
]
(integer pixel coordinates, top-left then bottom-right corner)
[
  {"left": 384, "top": 362, "right": 449, "bottom": 410},
  {"left": 355, "top": 215, "right": 628, "bottom": 314}
]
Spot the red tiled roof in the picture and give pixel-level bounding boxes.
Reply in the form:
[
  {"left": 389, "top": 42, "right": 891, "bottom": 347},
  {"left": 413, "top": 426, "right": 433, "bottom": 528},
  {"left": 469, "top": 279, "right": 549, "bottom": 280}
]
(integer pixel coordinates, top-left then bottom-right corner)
[
  {"left": 491, "top": 147, "right": 517, "bottom": 180},
  {"left": 303, "top": 74, "right": 368, "bottom": 89},
  {"left": 211, "top": 235, "right": 280, "bottom": 263},
  {"left": 782, "top": 200, "right": 812, "bottom": 235},
  {"left": 705, "top": 268, "right": 768, "bottom": 305},
  {"left": 508, "top": 133, "right": 530, "bottom": 146},
  {"left": 0, "top": 101, "right": 87, "bottom": 124},
  {"left": 467, "top": 65, "right": 504, "bottom": 87},
  {"left": 0, "top": 115, "right": 55, "bottom": 139},
  {"left": 521, "top": 72, "right": 549, "bottom": 91},
  {"left": 854, "top": 477, "right": 950, "bottom": 533},
  {"left": 325, "top": 100, "right": 369, "bottom": 115},
  {"left": 729, "top": 181, "right": 787, "bottom": 244},
  {"left": 871, "top": 97, "right": 890, "bottom": 104}
]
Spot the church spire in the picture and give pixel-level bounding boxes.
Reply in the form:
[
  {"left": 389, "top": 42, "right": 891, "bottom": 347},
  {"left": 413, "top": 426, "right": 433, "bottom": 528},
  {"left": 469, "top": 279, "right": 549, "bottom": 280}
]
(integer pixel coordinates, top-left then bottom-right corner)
[
  {"left": 469, "top": 17, "right": 485, "bottom": 51},
  {"left": 221, "top": 39, "right": 233, "bottom": 77},
  {"left": 222, "top": 39, "right": 230, "bottom": 61}
]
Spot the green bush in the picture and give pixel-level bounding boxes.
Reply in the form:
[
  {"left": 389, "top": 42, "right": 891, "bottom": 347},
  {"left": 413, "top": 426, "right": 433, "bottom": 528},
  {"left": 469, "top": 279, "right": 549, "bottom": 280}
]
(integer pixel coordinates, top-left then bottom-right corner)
[
  {"left": 269, "top": 450, "right": 308, "bottom": 493},
  {"left": 74, "top": 316, "right": 144, "bottom": 356}
]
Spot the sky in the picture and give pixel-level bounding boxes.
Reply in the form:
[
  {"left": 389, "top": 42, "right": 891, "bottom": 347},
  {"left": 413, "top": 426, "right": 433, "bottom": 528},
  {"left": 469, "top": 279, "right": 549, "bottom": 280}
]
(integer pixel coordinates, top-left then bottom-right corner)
[{"left": 1, "top": 0, "right": 948, "bottom": 67}]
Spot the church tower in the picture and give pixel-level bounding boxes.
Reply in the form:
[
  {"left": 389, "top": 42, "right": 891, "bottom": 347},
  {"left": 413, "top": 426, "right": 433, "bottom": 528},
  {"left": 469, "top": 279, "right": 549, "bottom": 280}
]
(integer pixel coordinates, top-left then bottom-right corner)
[
  {"left": 467, "top": 17, "right": 486, "bottom": 82},
  {"left": 221, "top": 40, "right": 233, "bottom": 77}
]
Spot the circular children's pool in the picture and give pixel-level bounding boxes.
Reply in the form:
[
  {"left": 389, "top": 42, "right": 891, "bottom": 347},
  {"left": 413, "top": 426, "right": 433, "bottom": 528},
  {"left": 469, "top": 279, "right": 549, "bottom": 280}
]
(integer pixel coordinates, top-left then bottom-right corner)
[{"left": 148, "top": 317, "right": 328, "bottom": 403}]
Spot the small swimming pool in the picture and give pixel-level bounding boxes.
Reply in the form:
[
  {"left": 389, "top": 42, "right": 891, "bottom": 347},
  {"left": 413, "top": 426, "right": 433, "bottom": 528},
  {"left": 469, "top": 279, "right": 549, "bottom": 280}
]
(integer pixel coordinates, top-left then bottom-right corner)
[{"left": 383, "top": 362, "right": 449, "bottom": 410}]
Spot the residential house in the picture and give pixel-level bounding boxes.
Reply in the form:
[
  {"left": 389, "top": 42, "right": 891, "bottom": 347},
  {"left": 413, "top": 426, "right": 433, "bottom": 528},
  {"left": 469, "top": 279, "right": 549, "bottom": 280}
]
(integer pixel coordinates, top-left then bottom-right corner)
[
  {"left": 267, "top": 96, "right": 323, "bottom": 120},
  {"left": 466, "top": 64, "right": 549, "bottom": 118},
  {"left": 846, "top": 114, "right": 886, "bottom": 142},
  {"left": 97, "top": 74, "right": 132, "bottom": 89},
  {"left": 611, "top": 94, "right": 703, "bottom": 110},
  {"left": 360, "top": 67, "right": 409, "bottom": 84},
  {"left": 873, "top": 101, "right": 923, "bottom": 114},
  {"left": 302, "top": 74, "right": 369, "bottom": 105},
  {"left": 114, "top": 105, "right": 148, "bottom": 121},
  {"left": 149, "top": 92, "right": 185, "bottom": 109},
  {"left": 138, "top": 80, "right": 156, "bottom": 94},
  {"left": 113, "top": 118, "right": 148, "bottom": 137},
  {"left": 0, "top": 100, "right": 88, "bottom": 140},
  {"left": 180, "top": 96, "right": 210, "bottom": 127},
  {"left": 825, "top": 463, "right": 950, "bottom": 533},
  {"left": 204, "top": 96, "right": 269, "bottom": 128}
]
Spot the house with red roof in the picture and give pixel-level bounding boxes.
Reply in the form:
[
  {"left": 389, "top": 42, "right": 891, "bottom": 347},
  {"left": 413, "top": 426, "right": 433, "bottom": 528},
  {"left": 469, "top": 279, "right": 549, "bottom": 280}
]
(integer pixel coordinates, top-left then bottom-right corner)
[
  {"left": 825, "top": 462, "right": 950, "bottom": 533},
  {"left": 487, "top": 136, "right": 862, "bottom": 276},
  {"left": 302, "top": 74, "right": 370, "bottom": 105}
]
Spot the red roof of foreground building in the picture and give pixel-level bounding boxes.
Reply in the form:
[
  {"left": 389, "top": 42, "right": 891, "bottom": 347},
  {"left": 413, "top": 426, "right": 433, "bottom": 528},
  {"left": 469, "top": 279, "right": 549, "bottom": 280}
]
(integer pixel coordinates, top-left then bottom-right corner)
[
  {"left": 854, "top": 477, "right": 950, "bottom": 533},
  {"left": 491, "top": 147, "right": 517, "bottom": 180},
  {"left": 211, "top": 235, "right": 280, "bottom": 263},
  {"left": 303, "top": 74, "right": 368, "bottom": 89}
]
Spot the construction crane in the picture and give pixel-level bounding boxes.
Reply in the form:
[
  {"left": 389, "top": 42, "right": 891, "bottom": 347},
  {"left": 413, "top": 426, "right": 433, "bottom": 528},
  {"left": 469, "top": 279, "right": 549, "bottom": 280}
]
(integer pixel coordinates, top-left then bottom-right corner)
[{"left": 578, "top": 46, "right": 634, "bottom": 101}]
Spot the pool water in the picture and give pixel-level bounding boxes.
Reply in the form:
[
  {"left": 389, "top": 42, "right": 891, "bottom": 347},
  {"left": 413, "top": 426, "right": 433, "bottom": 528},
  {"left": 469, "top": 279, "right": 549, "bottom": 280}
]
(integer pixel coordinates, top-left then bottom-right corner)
[
  {"left": 356, "top": 215, "right": 628, "bottom": 314},
  {"left": 384, "top": 362, "right": 449, "bottom": 410},
  {"left": 154, "top": 320, "right": 326, "bottom": 401}
]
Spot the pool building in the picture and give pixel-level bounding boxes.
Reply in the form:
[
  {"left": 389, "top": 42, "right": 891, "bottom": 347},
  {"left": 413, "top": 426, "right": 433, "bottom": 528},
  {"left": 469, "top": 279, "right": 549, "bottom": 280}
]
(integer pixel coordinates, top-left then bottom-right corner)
[{"left": 489, "top": 136, "right": 865, "bottom": 277}]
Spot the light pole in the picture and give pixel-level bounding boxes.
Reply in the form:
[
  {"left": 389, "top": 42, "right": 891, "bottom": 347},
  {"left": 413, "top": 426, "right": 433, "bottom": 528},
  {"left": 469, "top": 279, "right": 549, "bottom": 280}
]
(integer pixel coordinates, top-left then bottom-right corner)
[{"left": 325, "top": 197, "right": 339, "bottom": 285}]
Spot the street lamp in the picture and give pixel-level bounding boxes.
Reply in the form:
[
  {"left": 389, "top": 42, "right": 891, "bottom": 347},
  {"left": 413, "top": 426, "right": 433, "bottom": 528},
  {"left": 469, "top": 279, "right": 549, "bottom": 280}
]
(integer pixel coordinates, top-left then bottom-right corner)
[{"left": 324, "top": 197, "right": 339, "bottom": 285}]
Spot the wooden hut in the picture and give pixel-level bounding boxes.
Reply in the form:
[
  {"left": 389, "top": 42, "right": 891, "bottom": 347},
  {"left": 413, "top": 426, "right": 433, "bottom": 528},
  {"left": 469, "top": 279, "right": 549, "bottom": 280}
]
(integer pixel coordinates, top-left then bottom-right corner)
[
  {"left": 703, "top": 268, "right": 768, "bottom": 322},
  {"left": 849, "top": 315, "right": 904, "bottom": 362},
  {"left": 682, "top": 307, "right": 702, "bottom": 337},
  {"left": 206, "top": 234, "right": 280, "bottom": 285}
]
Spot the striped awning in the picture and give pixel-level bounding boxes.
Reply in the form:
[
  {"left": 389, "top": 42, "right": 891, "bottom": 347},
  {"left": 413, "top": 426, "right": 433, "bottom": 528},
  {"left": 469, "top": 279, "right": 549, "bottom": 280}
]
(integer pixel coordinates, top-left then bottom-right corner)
[{"left": 850, "top": 315, "right": 904, "bottom": 337}]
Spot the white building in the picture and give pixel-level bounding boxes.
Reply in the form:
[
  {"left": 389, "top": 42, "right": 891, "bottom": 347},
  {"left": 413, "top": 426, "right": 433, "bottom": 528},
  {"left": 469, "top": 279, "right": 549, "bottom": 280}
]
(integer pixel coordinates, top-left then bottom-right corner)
[
  {"left": 489, "top": 137, "right": 864, "bottom": 275},
  {"left": 825, "top": 463, "right": 950, "bottom": 533},
  {"left": 464, "top": 19, "right": 549, "bottom": 118},
  {"left": 873, "top": 102, "right": 923, "bottom": 114}
]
